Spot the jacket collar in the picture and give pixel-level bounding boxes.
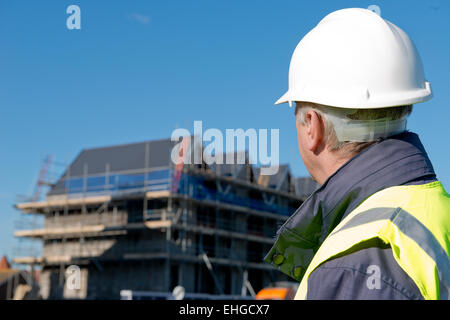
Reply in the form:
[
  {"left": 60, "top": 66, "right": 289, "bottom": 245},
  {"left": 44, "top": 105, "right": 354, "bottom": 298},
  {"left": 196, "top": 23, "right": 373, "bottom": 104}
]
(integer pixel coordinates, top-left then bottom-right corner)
[{"left": 264, "top": 131, "right": 436, "bottom": 280}]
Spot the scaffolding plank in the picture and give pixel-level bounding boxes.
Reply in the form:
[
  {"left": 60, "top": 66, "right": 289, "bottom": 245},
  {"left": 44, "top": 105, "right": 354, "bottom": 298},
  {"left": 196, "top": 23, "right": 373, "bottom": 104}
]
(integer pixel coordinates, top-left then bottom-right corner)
[
  {"left": 14, "top": 225, "right": 105, "bottom": 238},
  {"left": 16, "top": 195, "right": 111, "bottom": 210},
  {"left": 145, "top": 190, "right": 170, "bottom": 199},
  {"left": 144, "top": 220, "right": 172, "bottom": 229}
]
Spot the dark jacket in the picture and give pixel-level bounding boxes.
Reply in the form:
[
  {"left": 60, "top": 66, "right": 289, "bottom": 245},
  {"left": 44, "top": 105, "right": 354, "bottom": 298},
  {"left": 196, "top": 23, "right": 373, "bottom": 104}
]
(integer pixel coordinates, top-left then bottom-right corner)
[{"left": 265, "top": 131, "right": 436, "bottom": 299}]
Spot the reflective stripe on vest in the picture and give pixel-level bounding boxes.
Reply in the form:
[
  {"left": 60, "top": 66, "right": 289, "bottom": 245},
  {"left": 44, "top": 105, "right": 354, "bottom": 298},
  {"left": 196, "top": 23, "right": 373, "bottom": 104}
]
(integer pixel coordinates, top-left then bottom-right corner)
[{"left": 295, "top": 181, "right": 450, "bottom": 300}]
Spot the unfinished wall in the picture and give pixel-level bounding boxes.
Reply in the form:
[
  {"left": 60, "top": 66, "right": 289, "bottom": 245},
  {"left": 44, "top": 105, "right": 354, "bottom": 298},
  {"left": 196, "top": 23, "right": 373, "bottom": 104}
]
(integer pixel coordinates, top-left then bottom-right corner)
[
  {"left": 45, "top": 207, "right": 127, "bottom": 228},
  {"left": 86, "top": 260, "right": 167, "bottom": 299}
]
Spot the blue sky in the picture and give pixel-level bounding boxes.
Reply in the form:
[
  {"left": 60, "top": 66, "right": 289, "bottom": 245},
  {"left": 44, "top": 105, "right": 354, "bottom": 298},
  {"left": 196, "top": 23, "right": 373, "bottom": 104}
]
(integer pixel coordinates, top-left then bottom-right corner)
[{"left": 1, "top": 0, "right": 449, "bottom": 259}]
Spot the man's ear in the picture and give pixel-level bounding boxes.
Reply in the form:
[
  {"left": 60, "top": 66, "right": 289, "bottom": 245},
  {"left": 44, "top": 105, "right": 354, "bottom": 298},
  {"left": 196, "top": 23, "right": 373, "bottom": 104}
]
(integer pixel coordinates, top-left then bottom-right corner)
[{"left": 305, "top": 110, "right": 324, "bottom": 152}]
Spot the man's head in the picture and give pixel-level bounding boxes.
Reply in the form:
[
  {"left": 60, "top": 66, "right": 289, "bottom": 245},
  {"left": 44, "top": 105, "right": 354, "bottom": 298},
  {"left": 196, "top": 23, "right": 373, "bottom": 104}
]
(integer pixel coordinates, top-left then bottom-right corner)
[
  {"left": 294, "top": 102, "right": 413, "bottom": 184},
  {"left": 274, "top": 8, "right": 432, "bottom": 183}
]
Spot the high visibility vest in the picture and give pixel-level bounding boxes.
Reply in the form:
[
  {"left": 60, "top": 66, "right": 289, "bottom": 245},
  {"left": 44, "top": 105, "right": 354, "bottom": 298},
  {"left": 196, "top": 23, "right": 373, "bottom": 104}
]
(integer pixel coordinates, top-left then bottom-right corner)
[{"left": 295, "top": 181, "right": 450, "bottom": 300}]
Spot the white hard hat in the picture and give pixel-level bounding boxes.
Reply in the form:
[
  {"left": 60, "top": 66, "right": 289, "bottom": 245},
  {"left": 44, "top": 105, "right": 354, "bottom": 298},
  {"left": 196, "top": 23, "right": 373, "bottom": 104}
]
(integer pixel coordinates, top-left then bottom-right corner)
[{"left": 276, "top": 8, "right": 432, "bottom": 109}]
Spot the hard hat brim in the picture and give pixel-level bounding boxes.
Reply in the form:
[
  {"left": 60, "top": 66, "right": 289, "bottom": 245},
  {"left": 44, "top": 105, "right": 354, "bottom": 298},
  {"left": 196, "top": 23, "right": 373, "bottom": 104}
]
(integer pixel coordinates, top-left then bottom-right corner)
[
  {"left": 274, "top": 82, "right": 433, "bottom": 109},
  {"left": 274, "top": 91, "right": 291, "bottom": 106}
]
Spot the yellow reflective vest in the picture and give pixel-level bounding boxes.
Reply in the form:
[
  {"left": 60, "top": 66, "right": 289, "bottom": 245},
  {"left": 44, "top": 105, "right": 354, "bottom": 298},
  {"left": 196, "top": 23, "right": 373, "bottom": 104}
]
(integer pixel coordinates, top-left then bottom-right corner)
[{"left": 295, "top": 181, "right": 450, "bottom": 300}]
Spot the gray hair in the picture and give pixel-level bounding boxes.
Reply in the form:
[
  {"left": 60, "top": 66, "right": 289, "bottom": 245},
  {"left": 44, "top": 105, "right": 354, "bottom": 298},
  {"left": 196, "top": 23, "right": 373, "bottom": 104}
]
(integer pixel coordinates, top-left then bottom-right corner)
[{"left": 295, "top": 102, "right": 413, "bottom": 156}]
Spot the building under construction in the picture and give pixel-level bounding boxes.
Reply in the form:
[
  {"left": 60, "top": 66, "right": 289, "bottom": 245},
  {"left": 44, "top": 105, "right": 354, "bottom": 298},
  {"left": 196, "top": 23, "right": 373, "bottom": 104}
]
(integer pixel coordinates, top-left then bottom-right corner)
[{"left": 13, "top": 138, "right": 318, "bottom": 299}]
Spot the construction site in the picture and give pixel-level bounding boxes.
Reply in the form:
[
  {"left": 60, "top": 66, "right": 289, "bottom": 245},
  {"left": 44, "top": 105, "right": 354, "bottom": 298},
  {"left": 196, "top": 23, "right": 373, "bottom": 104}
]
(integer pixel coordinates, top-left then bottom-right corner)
[{"left": 12, "top": 137, "right": 318, "bottom": 300}]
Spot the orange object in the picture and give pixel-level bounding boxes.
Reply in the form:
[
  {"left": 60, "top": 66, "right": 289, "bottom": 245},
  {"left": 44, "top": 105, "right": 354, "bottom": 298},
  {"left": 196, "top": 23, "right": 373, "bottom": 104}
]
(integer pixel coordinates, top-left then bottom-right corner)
[{"left": 256, "top": 287, "right": 296, "bottom": 300}]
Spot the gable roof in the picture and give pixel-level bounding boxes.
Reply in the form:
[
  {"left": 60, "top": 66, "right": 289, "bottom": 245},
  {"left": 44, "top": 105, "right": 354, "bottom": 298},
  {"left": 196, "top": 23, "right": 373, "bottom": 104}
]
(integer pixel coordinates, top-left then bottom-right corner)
[
  {"left": 294, "top": 177, "right": 320, "bottom": 199},
  {"left": 0, "top": 256, "right": 11, "bottom": 269},
  {"left": 65, "top": 138, "right": 177, "bottom": 177},
  {"left": 48, "top": 138, "right": 179, "bottom": 195},
  {"left": 253, "top": 165, "right": 291, "bottom": 189}
]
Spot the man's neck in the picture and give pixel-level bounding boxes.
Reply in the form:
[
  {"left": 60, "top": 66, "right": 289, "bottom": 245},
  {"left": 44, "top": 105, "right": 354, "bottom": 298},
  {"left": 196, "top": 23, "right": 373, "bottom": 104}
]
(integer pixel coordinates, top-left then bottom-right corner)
[{"left": 314, "top": 151, "right": 356, "bottom": 185}]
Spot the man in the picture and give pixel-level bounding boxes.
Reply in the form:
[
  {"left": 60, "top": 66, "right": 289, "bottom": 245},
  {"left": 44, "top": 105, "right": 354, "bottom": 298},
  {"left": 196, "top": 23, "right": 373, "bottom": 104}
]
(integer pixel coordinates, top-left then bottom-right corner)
[{"left": 264, "top": 8, "right": 449, "bottom": 300}]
